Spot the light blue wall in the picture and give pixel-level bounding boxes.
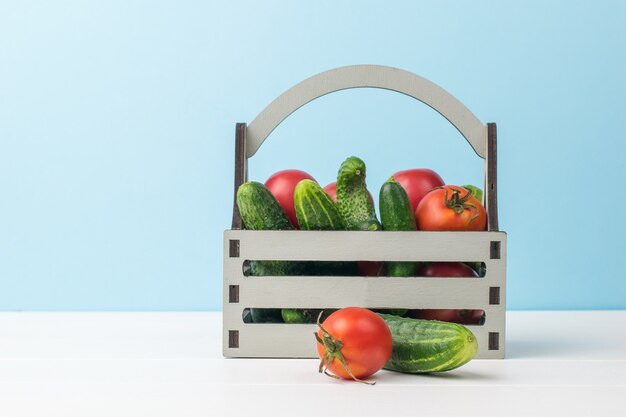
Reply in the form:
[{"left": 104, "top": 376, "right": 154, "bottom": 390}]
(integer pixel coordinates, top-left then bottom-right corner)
[{"left": 1, "top": 1, "right": 625, "bottom": 310}]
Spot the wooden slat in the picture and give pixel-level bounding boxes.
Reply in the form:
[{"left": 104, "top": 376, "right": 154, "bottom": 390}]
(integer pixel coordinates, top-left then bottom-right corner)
[
  {"left": 234, "top": 276, "right": 495, "bottom": 309},
  {"left": 225, "top": 230, "right": 506, "bottom": 262},
  {"left": 222, "top": 321, "right": 504, "bottom": 359}
]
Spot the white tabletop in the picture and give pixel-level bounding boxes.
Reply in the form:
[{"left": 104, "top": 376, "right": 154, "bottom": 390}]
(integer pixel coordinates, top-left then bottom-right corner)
[{"left": 1, "top": 311, "right": 625, "bottom": 417}]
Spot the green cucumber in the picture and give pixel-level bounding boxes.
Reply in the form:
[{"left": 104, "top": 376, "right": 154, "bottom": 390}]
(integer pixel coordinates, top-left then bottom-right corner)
[
  {"left": 379, "top": 314, "right": 478, "bottom": 373},
  {"left": 281, "top": 308, "right": 336, "bottom": 324},
  {"left": 293, "top": 179, "right": 356, "bottom": 277},
  {"left": 236, "top": 181, "right": 293, "bottom": 231},
  {"left": 294, "top": 179, "right": 344, "bottom": 231},
  {"left": 236, "top": 183, "right": 301, "bottom": 278},
  {"left": 336, "top": 156, "right": 379, "bottom": 230},
  {"left": 370, "top": 308, "right": 407, "bottom": 317},
  {"left": 366, "top": 212, "right": 406, "bottom": 314},
  {"left": 356, "top": 217, "right": 407, "bottom": 313},
  {"left": 355, "top": 218, "right": 382, "bottom": 231},
  {"left": 250, "top": 308, "right": 283, "bottom": 323},
  {"left": 236, "top": 182, "right": 301, "bottom": 323},
  {"left": 379, "top": 178, "right": 417, "bottom": 278},
  {"left": 248, "top": 260, "right": 304, "bottom": 277},
  {"left": 380, "top": 178, "right": 417, "bottom": 232}
]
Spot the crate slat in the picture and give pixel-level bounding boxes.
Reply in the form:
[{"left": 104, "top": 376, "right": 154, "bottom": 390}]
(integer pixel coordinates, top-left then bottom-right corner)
[
  {"left": 225, "top": 230, "right": 507, "bottom": 262},
  {"left": 233, "top": 277, "right": 495, "bottom": 310},
  {"left": 222, "top": 321, "right": 505, "bottom": 359}
]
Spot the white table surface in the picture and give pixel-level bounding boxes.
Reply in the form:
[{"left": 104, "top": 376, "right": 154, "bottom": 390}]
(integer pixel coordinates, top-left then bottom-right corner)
[{"left": 1, "top": 311, "right": 625, "bottom": 417}]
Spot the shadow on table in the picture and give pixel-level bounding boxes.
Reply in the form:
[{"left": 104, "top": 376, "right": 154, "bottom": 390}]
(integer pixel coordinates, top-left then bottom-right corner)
[
  {"left": 375, "top": 368, "right": 494, "bottom": 383},
  {"left": 505, "top": 337, "right": 590, "bottom": 359}
]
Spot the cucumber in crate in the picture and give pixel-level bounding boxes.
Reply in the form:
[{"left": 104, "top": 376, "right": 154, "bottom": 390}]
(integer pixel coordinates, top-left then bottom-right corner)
[
  {"left": 336, "top": 156, "right": 381, "bottom": 231},
  {"left": 236, "top": 181, "right": 306, "bottom": 323},
  {"left": 293, "top": 179, "right": 357, "bottom": 276}
]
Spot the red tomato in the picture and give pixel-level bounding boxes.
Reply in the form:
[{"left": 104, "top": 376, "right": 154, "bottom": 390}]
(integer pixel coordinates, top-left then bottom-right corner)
[
  {"left": 460, "top": 309, "right": 486, "bottom": 325},
  {"left": 415, "top": 185, "right": 487, "bottom": 231},
  {"left": 408, "top": 309, "right": 464, "bottom": 323},
  {"left": 392, "top": 169, "right": 445, "bottom": 214},
  {"left": 408, "top": 262, "right": 481, "bottom": 324},
  {"left": 357, "top": 261, "right": 384, "bottom": 277},
  {"left": 323, "top": 182, "right": 338, "bottom": 203},
  {"left": 417, "top": 262, "right": 477, "bottom": 278},
  {"left": 265, "top": 170, "right": 315, "bottom": 228},
  {"left": 408, "top": 309, "right": 484, "bottom": 325},
  {"left": 316, "top": 307, "right": 392, "bottom": 383}
]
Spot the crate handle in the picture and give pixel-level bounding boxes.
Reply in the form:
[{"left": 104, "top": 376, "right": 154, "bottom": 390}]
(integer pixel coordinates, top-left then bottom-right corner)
[
  {"left": 232, "top": 65, "right": 499, "bottom": 231},
  {"left": 247, "top": 65, "right": 487, "bottom": 158}
]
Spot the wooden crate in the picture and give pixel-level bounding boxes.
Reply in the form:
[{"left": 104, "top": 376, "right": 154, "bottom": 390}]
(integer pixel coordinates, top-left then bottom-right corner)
[{"left": 223, "top": 65, "right": 507, "bottom": 359}]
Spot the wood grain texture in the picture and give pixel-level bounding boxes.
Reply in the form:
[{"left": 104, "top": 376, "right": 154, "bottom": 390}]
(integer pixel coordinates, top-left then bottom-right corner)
[
  {"left": 486, "top": 123, "right": 499, "bottom": 231},
  {"left": 246, "top": 65, "right": 488, "bottom": 158},
  {"left": 231, "top": 123, "right": 247, "bottom": 230}
]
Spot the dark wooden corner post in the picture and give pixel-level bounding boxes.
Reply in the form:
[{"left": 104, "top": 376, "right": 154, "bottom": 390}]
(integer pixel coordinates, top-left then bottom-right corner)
[
  {"left": 231, "top": 123, "right": 248, "bottom": 230},
  {"left": 486, "top": 123, "right": 499, "bottom": 232}
]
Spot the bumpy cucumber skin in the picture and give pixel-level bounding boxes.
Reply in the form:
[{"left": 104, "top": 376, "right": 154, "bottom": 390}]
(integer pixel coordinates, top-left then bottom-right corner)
[
  {"left": 386, "top": 262, "right": 415, "bottom": 277},
  {"left": 237, "top": 182, "right": 293, "bottom": 231},
  {"left": 236, "top": 181, "right": 303, "bottom": 275},
  {"left": 379, "top": 179, "right": 417, "bottom": 277},
  {"left": 379, "top": 313, "right": 478, "bottom": 373},
  {"left": 293, "top": 178, "right": 356, "bottom": 278},
  {"left": 294, "top": 179, "right": 344, "bottom": 231},
  {"left": 288, "top": 179, "right": 352, "bottom": 320},
  {"left": 249, "top": 260, "right": 306, "bottom": 277},
  {"left": 336, "top": 156, "right": 378, "bottom": 230},
  {"left": 380, "top": 179, "right": 417, "bottom": 231},
  {"left": 236, "top": 182, "right": 298, "bottom": 323}
]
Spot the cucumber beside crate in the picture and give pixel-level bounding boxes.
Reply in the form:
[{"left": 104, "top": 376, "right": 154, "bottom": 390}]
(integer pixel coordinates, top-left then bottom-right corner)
[{"left": 223, "top": 65, "right": 507, "bottom": 359}]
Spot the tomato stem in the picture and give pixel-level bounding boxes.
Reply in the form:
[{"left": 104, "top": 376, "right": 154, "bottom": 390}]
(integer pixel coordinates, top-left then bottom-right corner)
[
  {"left": 315, "top": 311, "right": 375, "bottom": 385},
  {"left": 443, "top": 187, "right": 479, "bottom": 224}
]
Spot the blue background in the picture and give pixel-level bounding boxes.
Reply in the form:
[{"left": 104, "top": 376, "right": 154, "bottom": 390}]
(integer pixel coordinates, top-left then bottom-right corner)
[{"left": 1, "top": 1, "right": 625, "bottom": 310}]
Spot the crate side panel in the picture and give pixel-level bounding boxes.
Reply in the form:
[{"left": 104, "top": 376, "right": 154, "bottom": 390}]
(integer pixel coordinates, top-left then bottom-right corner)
[{"left": 223, "top": 230, "right": 507, "bottom": 359}]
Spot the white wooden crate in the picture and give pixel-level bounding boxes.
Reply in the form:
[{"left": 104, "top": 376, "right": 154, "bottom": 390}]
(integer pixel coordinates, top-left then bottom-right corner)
[{"left": 223, "top": 65, "right": 506, "bottom": 359}]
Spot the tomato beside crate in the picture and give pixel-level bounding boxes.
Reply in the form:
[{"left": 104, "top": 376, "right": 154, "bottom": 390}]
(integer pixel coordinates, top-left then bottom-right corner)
[{"left": 223, "top": 65, "right": 507, "bottom": 359}]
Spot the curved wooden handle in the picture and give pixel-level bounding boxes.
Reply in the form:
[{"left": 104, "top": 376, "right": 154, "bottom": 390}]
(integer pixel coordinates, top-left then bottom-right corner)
[{"left": 247, "top": 65, "right": 488, "bottom": 158}]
